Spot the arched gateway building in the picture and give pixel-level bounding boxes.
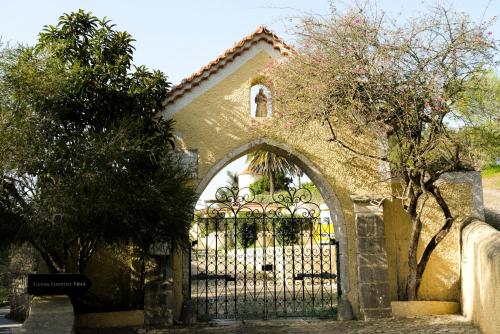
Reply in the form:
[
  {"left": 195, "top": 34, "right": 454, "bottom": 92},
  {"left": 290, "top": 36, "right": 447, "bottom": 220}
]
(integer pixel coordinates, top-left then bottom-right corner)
[{"left": 149, "top": 26, "right": 483, "bottom": 325}]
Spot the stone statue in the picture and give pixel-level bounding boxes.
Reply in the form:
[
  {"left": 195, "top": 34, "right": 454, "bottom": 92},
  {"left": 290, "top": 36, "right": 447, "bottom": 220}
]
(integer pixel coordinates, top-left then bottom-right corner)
[{"left": 254, "top": 88, "right": 268, "bottom": 117}]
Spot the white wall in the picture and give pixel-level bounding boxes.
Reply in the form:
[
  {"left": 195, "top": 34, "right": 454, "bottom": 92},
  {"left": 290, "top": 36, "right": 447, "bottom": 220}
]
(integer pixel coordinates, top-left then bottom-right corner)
[{"left": 462, "top": 220, "right": 500, "bottom": 334}]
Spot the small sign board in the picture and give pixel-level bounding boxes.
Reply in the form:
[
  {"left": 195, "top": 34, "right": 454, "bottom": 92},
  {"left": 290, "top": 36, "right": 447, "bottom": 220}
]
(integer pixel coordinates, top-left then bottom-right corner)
[{"left": 28, "top": 274, "right": 92, "bottom": 296}]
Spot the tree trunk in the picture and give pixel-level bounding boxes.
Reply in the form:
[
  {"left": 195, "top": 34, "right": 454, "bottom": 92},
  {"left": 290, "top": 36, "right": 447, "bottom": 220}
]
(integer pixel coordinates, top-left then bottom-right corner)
[
  {"left": 414, "top": 185, "right": 455, "bottom": 294},
  {"left": 269, "top": 172, "right": 275, "bottom": 196},
  {"left": 31, "top": 242, "right": 63, "bottom": 273},
  {"left": 405, "top": 183, "right": 455, "bottom": 300},
  {"left": 404, "top": 188, "right": 424, "bottom": 301},
  {"left": 406, "top": 214, "right": 423, "bottom": 300}
]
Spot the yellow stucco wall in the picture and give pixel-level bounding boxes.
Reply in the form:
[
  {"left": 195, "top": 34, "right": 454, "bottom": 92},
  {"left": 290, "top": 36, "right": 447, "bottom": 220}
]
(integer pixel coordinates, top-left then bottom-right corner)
[
  {"left": 169, "top": 48, "right": 479, "bottom": 316},
  {"left": 173, "top": 51, "right": 387, "bottom": 196},
  {"left": 83, "top": 245, "right": 140, "bottom": 311},
  {"left": 170, "top": 49, "right": 393, "bottom": 317},
  {"left": 383, "top": 182, "right": 475, "bottom": 302}
]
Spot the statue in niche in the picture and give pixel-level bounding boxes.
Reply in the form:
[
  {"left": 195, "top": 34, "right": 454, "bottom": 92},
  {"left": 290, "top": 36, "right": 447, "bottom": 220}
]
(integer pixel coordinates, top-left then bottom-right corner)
[{"left": 254, "top": 88, "right": 268, "bottom": 117}]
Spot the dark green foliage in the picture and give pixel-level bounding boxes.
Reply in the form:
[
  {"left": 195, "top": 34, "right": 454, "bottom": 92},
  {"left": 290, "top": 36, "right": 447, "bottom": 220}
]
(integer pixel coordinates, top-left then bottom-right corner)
[
  {"left": 193, "top": 214, "right": 315, "bottom": 250},
  {"left": 275, "top": 218, "right": 313, "bottom": 246},
  {"left": 246, "top": 151, "right": 301, "bottom": 195},
  {"left": 225, "top": 171, "right": 239, "bottom": 189},
  {"left": 0, "top": 10, "right": 196, "bottom": 276},
  {"left": 237, "top": 219, "right": 259, "bottom": 248},
  {"left": 455, "top": 73, "right": 500, "bottom": 168},
  {"left": 250, "top": 172, "right": 291, "bottom": 195},
  {"left": 250, "top": 176, "right": 269, "bottom": 194},
  {"left": 275, "top": 218, "right": 297, "bottom": 246},
  {"left": 300, "top": 182, "right": 316, "bottom": 192}
]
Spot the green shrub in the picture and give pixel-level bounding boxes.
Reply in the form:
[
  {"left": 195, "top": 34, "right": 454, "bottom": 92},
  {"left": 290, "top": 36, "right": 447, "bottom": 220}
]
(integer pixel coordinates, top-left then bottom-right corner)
[
  {"left": 250, "top": 173, "right": 292, "bottom": 194},
  {"left": 237, "top": 218, "right": 259, "bottom": 248},
  {"left": 482, "top": 165, "right": 500, "bottom": 177},
  {"left": 275, "top": 217, "right": 314, "bottom": 246}
]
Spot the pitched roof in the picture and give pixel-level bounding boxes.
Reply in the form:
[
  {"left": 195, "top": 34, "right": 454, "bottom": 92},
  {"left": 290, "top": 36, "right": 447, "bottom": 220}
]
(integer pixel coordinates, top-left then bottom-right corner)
[{"left": 163, "top": 26, "right": 292, "bottom": 106}]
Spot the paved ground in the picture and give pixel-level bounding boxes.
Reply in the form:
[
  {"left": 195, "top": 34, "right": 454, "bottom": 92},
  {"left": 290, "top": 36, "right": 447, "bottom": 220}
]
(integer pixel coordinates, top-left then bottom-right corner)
[
  {"left": 77, "top": 316, "right": 480, "bottom": 334},
  {"left": 0, "top": 306, "right": 22, "bottom": 334}
]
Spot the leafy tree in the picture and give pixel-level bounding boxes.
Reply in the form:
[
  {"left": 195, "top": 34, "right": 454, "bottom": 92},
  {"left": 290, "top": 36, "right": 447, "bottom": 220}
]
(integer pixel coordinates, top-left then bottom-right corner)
[
  {"left": 454, "top": 73, "right": 500, "bottom": 167},
  {"left": 246, "top": 151, "right": 301, "bottom": 195},
  {"left": 250, "top": 172, "right": 291, "bottom": 195},
  {"left": 225, "top": 171, "right": 239, "bottom": 189},
  {"left": 0, "top": 10, "right": 196, "bottom": 275},
  {"left": 269, "top": 4, "right": 497, "bottom": 300},
  {"left": 237, "top": 218, "right": 259, "bottom": 248}
]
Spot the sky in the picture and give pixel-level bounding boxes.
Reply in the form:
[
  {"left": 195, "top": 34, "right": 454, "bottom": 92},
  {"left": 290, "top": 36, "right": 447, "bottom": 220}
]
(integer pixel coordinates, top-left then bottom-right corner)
[
  {"left": 1, "top": 0, "right": 498, "bottom": 84},
  {"left": 1, "top": 0, "right": 498, "bottom": 205}
]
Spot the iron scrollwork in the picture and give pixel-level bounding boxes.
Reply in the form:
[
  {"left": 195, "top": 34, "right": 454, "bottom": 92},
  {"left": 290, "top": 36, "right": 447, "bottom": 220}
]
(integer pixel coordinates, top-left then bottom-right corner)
[{"left": 191, "top": 185, "right": 339, "bottom": 320}]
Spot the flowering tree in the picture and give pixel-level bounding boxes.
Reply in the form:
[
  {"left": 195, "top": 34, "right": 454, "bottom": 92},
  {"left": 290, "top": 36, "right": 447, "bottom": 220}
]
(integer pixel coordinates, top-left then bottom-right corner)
[{"left": 269, "top": 4, "right": 498, "bottom": 300}]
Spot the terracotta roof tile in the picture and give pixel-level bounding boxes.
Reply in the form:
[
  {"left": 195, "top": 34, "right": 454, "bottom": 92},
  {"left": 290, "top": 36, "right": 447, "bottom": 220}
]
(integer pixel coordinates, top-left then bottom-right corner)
[{"left": 164, "top": 26, "right": 291, "bottom": 106}]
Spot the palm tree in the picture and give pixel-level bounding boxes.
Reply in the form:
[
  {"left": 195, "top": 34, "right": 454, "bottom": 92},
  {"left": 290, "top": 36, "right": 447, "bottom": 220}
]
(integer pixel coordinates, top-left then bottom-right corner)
[
  {"left": 246, "top": 151, "right": 302, "bottom": 195},
  {"left": 226, "top": 171, "right": 239, "bottom": 189}
]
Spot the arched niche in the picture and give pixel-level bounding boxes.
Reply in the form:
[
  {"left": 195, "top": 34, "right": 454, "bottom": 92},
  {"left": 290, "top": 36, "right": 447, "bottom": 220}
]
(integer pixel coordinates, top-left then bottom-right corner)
[{"left": 250, "top": 84, "right": 272, "bottom": 118}]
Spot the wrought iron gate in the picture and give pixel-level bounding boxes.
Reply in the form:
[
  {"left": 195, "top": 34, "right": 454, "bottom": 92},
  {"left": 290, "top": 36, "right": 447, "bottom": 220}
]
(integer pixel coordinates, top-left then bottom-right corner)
[{"left": 190, "top": 186, "right": 340, "bottom": 320}]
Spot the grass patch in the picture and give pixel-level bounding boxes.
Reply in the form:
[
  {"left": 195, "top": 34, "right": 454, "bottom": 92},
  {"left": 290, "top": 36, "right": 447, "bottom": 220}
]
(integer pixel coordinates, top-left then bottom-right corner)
[{"left": 482, "top": 165, "right": 500, "bottom": 178}]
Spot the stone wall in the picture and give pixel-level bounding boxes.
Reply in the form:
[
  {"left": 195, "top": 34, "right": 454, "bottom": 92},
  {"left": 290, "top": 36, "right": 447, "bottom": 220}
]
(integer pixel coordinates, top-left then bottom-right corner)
[
  {"left": 8, "top": 245, "right": 37, "bottom": 322},
  {"left": 164, "top": 38, "right": 482, "bottom": 318},
  {"left": 383, "top": 172, "right": 481, "bottom": 302},
  {"left": 167, "top": 47, "right": 392, "bottom": 318},
  {"left": 462, "top": 220, "right": 500, "bottom": 334},
  {"left": 75, "top": 310, "right": 144, "bottom": 328},
  {"left": 144, "top": 256, "right": 174, "bottom": 327},
  {"left": 352, "top": 197, "right": 392, "bottom": 320}
]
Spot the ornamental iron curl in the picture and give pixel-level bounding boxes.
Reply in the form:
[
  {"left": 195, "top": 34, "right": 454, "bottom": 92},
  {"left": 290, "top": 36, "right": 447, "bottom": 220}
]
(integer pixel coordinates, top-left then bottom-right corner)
[
  {"left": 191, "top": 184, "right": 338, "bottom": 320},
  {"left": 206, "top": 185, "right": 321, "bottom": 220}
]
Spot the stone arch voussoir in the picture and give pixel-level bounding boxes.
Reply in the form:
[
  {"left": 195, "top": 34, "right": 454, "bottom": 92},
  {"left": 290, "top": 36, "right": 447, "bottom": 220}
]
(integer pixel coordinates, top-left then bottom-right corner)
[{"left": 195, "top": 138, "right": 352, "bottom": 309}]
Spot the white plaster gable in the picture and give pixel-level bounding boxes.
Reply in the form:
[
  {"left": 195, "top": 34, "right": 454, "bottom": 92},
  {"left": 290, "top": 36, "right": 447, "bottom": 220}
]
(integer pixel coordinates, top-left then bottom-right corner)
[{"left": 160, "top": 40, "right": 285, "bottom": 119}]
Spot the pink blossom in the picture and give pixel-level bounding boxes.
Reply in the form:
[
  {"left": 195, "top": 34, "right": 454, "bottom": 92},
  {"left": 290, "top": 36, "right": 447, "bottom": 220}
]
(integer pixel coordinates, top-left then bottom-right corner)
[
  {"left": 284, "top": 120, "right": 294, "bottom": 129},
  {"left": 265, "top": 60, "right": 276, "bottom": 70},
  {"left": 353, "top": 17, "right": 361, "bottom": 24},
  {"left": 487, "top": 31, "right": 493, "bottom": 36},
  {"left": 248, "top": 119, "right": 261, "bottom": 131}
]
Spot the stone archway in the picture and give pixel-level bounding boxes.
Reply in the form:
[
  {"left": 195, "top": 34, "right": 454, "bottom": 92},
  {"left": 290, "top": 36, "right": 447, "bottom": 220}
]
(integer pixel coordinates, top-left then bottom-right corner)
[
  {"left": 162, "top": 27, "right": 395, "bottom": 322},
  {"left": 152, "top": 25, "right": 483, "bottom": 325},
  {"left": 194, "top": 138, "right": 352, "bottom": 306}
]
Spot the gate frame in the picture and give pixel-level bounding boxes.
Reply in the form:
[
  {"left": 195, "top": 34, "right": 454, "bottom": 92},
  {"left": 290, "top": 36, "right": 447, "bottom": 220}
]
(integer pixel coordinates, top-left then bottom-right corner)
[
  {"left": 182, "top": 138, "right": 353, "bottom": 319},
  {"left": 190, "top": 186, "right": 340, "bottom": 320}
]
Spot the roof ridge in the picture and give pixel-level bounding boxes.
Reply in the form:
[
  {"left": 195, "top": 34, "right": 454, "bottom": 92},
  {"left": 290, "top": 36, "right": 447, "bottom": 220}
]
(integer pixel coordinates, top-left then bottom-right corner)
[{"left": 164, "top": 25, "right": 291, "bottom": 106}]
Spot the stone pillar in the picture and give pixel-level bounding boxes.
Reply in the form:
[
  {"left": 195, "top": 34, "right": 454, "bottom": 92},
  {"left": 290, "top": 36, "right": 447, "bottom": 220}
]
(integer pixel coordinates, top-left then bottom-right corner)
[
  {"left": 8, "top": 245, "right": 37, "bottom": 322},
  {"left": 352, "top": 196, "right": 392, "bottom": 320},
  {"left": 180, "top": 247, "right": 196, "bottom": 325},
  {"left": 144, "top": 256, "right": 174, "bottom": 327}
]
